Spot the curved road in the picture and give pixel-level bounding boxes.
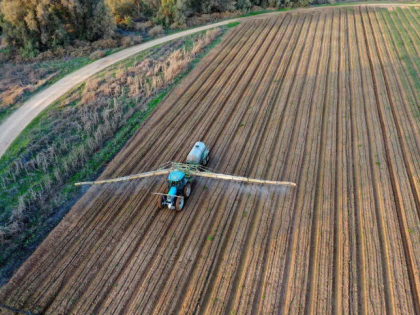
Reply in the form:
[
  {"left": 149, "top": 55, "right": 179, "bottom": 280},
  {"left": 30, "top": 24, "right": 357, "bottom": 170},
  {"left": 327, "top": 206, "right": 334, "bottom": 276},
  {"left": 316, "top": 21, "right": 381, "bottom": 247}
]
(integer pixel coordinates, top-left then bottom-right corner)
[{"left": 0, "top": 3, "right": 416, "bottom": 159}]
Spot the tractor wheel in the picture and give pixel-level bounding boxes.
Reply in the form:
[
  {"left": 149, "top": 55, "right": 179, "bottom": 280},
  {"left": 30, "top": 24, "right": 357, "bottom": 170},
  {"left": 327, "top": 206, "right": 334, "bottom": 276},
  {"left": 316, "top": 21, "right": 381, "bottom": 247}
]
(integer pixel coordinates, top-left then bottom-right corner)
[
  {"left": 183, "top": 183, "right": 191, "bottom": 199},
  {"left": 157, "top": 195, "right": 164, "bottom": 209},
  {"left": 175, "top": 197, "right": 184, "bottom": 211},
  {"left": 203, "top": 154, "right": 209, "bottom": 166}
]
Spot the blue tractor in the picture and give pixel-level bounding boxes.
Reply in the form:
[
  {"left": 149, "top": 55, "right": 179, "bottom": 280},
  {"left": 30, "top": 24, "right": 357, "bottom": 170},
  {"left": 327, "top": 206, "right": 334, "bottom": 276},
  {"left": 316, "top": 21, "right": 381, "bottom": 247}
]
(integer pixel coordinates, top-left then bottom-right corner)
[
  {"left": 156, "top": 170, "right": 192, "bottom": 211},
  {"left": 156, "top": 142, "right": 210, "bottom": 211}
]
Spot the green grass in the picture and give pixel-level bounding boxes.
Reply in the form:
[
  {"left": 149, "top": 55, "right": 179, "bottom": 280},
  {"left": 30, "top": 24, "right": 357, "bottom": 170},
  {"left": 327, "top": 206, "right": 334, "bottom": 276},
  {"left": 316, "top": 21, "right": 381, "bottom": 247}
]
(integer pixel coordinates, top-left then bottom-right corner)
[
  {"left": 227, "top": 22, "right": 241, "bottom": 28},
  {"left": 380, "top": 8, "right": 420, "bottom": 110},
  {"left": 380, "top": 8, "right": 420, "bottom": 103}
]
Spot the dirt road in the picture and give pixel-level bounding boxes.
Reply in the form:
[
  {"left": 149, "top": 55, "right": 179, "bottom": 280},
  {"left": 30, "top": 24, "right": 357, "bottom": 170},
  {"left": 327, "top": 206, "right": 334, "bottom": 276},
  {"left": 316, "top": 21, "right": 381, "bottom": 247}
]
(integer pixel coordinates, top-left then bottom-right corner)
[{"left": 2, "top": 4, "right": 420, "bottom": 314}]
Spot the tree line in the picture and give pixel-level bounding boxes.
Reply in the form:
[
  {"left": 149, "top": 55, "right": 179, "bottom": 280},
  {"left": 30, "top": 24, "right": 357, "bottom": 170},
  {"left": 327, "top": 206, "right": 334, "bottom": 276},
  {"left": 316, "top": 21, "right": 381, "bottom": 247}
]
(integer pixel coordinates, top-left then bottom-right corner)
[{"left": 0, "top": 0, "right": 310, "bottom": 57}]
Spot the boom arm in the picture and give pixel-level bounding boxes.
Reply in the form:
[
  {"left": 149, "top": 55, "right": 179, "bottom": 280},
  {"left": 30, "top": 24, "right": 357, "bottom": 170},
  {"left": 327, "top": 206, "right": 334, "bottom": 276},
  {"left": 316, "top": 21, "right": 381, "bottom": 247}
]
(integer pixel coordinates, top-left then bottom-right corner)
[
  {"left": 190, "top": 171, "right": 296, "bottom": 187},
  {"left": 74, "top": 169, "right": 171, "bottom": 186},
  {"left": 74, "top": 162, "right": 296, "bottom": 187}
]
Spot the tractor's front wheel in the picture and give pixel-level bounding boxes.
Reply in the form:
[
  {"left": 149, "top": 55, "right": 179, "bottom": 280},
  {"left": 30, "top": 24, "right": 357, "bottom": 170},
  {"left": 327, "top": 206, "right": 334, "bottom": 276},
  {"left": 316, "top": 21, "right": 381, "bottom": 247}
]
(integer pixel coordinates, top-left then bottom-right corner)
[
  {"left": 183, "top": 183, "right": 191, "bottom": 199},
  {"left": 157, "top": 195, "right": 164, "bottom": 209},
  {"left": 203, "top": 154, "right": 209, "bottom": 166},
  {"left": 175, "top": 197, "right": 184, "bottom": 211}
]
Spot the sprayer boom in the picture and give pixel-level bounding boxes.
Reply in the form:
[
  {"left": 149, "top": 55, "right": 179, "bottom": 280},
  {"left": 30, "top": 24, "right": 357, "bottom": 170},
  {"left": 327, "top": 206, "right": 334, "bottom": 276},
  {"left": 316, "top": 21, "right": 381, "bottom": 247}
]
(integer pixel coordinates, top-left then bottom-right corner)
[
  {"left": 75, "top": 163, "right": 295, "bottom": 187},
  {"left": 190, "top": 171, "right": 296, "bottom": 187},
  {"left": 75, "top": 169, "right": 170, "bottom": 186}
]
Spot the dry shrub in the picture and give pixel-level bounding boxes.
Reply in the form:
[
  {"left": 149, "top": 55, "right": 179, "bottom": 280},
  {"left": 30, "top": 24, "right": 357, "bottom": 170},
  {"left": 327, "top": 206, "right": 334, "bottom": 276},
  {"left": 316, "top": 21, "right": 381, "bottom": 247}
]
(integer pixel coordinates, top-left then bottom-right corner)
[
  {"left": 121, "top": 36, "right": 133, "bottom": 47},
  {"left": 90, "top": 50, "right": 106, "bottom": 60},
  {"left": 52, "top": 46, "right": 66, "bottom": 58},
  {"left": 70, "top": 48, "right": 87, "bottom": 58},
  {"left": 204, "top": 27, "right": 222, "bottom": 44},
  {"left": 148, "top": 25, "right": 165, "bottom": 37},
  {"left": 164, "top": 57, "right": 191, "bottom": 82},
  {"left": 251, "top": 5, "right": 263, "bottom": 12},
  {"left": 186, "top": 11, "right": 241, "bottom": 27},
  {"left": 85, "top": 78, "right": 100, "bottom": 92},
  {"left": 169, "top": 49, "right": 183, "bottom": 61},
  {"left": 2, "top": 87, "right": 27, "bottom": 106},
  {"left": 93, "top": 38, "right": 118, "bottom": 49},
  {"left": 131, "top": 35, "right": 143, "bottom": 45},
  {"left": 137, "top": 58, "right": 153, "bottom": 71},
  {"left": 97, "top": 82, "right": 113, "bottom": 96},
  {"left": 36, "top": 50, "right": 55, "bottom": 61},
  {"left": 191, "top": 38, "right": 206, "bottom": 56},
  {"left": 135, "top": 21, "right": 153, "bottom": 32},
  {"left": 115, "top": 67, "right": 126, "bottom": 80},
  {"left": 150, "top": 76, "right": 163, "bottom": 93},
  {"left": 170, "top": 22, "right": 186, "bottom": 30},
  {"left": 121, "top": 35, "right": 143, "bottom": 48},
  {"left": 190, "top": 28, "right": 221, "bottom": 56},
  {"left": 81, "top": 91, "right": 96, "bottom": 104}
]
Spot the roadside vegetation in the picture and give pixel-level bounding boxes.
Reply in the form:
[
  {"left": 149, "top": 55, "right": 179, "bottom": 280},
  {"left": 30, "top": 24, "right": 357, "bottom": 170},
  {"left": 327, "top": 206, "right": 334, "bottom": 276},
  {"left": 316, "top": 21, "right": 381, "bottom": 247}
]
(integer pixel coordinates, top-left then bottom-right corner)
[
  {"left": 0, "top": 40, "right": 139, "bottom": 124},
  {"left": 0, "top": 0, "right": 300, "bottom": 124},
  {"left": 0, "top": 27, "right": 224, "bottom": 285}
]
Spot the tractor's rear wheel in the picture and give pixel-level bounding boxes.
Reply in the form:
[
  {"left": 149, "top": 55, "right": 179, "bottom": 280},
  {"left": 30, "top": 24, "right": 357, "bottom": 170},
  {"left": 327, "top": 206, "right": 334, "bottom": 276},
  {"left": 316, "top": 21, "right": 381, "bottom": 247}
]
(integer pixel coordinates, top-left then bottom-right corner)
[
  {"left": 183, "top": 183, "right": 191, "bottom": 199},
  {"left": 175, "top": 197, "right": 184, "bottom": 211},
  {"left": 157, "top": 195, "right": 164, "bottom": 209}
]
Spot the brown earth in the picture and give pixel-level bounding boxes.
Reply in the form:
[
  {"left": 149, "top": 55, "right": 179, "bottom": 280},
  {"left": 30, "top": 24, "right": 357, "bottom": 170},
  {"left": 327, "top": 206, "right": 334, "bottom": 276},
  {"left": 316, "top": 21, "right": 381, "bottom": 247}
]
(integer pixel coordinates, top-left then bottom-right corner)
[{"left": 2, "top": 5, "right": 420, "bottom": 314}]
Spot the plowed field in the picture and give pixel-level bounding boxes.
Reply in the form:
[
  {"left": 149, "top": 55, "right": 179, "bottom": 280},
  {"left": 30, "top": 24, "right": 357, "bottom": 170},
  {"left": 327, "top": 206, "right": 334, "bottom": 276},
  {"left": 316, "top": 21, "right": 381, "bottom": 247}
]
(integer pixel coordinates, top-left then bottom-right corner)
[{"left": 2, "top": 5, "right": 420, "bottom": 315}]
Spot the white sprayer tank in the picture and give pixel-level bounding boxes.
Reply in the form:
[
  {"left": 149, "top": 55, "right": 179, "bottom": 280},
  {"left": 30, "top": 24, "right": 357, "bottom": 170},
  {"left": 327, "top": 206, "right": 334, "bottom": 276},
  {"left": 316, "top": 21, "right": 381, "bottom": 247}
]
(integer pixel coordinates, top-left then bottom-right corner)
[{"left": 186, "top": 142, "right": 209, "bottom": 165}]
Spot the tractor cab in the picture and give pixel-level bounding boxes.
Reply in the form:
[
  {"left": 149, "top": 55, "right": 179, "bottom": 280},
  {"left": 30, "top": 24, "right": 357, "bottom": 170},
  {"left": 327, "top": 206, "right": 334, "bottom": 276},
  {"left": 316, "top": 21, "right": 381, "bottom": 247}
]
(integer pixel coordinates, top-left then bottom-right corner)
[
  {"left": 168, "top": 171, "right": 186, "bottom": 191},
  {"left": 157, "top": 171, "right": 192, "bottom": 211}
]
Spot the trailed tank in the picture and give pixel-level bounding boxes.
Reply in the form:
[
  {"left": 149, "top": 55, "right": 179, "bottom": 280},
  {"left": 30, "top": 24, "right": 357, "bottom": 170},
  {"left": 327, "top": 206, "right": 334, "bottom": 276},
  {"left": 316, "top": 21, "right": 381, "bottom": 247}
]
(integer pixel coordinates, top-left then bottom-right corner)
[{"left": 186, "top": 142, "right": 210, "bottom": 166}]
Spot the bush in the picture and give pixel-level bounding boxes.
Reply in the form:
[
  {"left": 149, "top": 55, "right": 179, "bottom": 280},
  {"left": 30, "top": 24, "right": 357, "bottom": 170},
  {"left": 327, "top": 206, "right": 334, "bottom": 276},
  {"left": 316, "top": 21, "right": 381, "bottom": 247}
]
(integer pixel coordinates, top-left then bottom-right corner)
[
  {"left": 121, "top": 35, "right": 143, "bottom": 47},
  {"left": 148, "top": 25, "right": 165, "bottom": 38},
  {"left": 92, "top": 38, "right": 119, "bottom": 50},
  {"left": 131, "top": 35, "right": 143, "bottom": 45},
  {"left": 124, "top": 16, "right": 134, "bottom": 29},
  {"left": 170, "top": 22, "right": 186, "bottom": 30},
  {"left": 135, "top": 21, "right": 153, "bottom": 32},
  {"left": 251, "top": 5, "right": 263, "bottom": 12},
  {"left": 90, "top": 50, "right": 106, "bottom": 60},
  {"left": 36, "top": 50, "right": 55, "bottom": 62},
  {"left": 121, "top": 37, "right": 133, "bottom": 47}
]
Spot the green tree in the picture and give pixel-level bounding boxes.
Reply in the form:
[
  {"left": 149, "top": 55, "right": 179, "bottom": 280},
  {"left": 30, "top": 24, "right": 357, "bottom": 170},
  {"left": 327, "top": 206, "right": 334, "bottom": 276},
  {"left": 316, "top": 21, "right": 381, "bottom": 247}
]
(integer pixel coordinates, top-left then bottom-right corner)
[
  {"left": 158, "top": 0, "right": 176, "bottom": 25},
  {"left": 1, "top": 0, "right": 115, "bottom": 54},
  {"left": 1, "top": 0, "right": 68, "bottom": 56},
  {"left": 107, "top": 0, "right": 153, "bottom": 23},
  {"left": 236, "top": 0, "right": 253, "bottom": 11},
  {"left": 63, "top": 0, "right": 115, "bottom": 42}
]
